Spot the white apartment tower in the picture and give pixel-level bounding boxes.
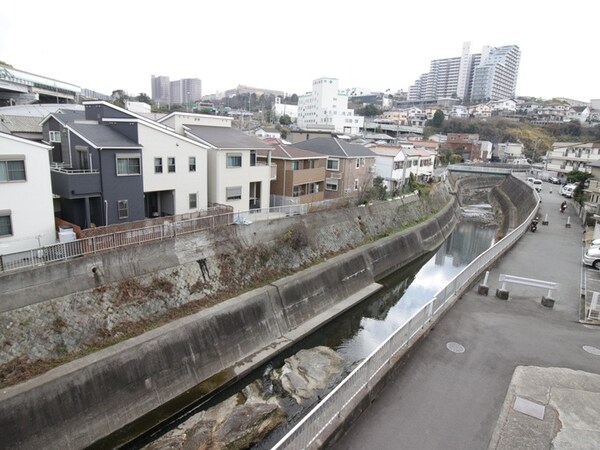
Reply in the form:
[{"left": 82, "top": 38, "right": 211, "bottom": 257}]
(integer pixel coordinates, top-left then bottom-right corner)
[
  {"left": 297, "top": 78, "right": 364, "bottom": 135},
  {"left": 408, "top": 42, "right": 520, "bottom": 102},
  {"left": 151, "top": 75, "right": 170, "bottom": 106}
]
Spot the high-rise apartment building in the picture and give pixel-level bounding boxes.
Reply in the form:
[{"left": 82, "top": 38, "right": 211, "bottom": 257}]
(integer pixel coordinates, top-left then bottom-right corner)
[
  {"left": 151, "top": 75, "right": 170, "bottom": 106},
  {"left": 170, "top": 78, "right": 202, "bottom": 105},
  {"left": 150, "top": 76, "right": 202, "bottom": 106},
  {"left": 297, "top": 78, "right": 364, "bottom": 135},
  {"left": 408, "top": 42, "right": 520, "bottom": 102}
]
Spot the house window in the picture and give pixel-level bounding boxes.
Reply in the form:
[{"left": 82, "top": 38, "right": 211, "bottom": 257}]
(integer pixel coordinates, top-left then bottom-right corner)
[
  {"left": 326, "top": 179, "right": 338, "bottom": 191},
  {"left": 168, "top": 157, "right": 176, "bottom": 173},
  {"left": 189, "top": 193, "right": 197, "bottom": 209},
  {"left": 0, "top": 211, "right": 12, "bottom": 236},
  {"left": 117, "top": 200, "right": 129, "bottom": 219},
  {"left": 49, "top": 131, "right": 61, "bottom": 143},
  {"left": 291, "top": 160, "right": 300, "bottom": 171},
  {"left": 310, "top": 183, "right": 319, "bottom": 194},
  {"left": 189, "top": 156, "right": 196, "bottom": 172},
  {"left": 292, "top": 185, "right": 303, "bottom": 197},
  {"left": 327, "top": 159, "right": 339, "bottom": 171},
  {"left": 0, "top": 159, "right": 26, "bottom": 182},
  {"left": 356, "top": 158, "right": 361, "bottom": 168},
  {"left": 354, "top": 179, "right": 359, "bottom": 190},
  {"left": 226, "top": 154, "right": 242, "bottom": 168},
  {"left": 226, "top": 186, "right": 242, "bottom": 200},
  {"left": 116, "top": 156, "right": 140, "bottom": 176},
  {"left": 154, "top": 157, "right": 163, "bottom": 173},
  {"left": 305, "top": 159, "right": 315, "bottom": 169}
]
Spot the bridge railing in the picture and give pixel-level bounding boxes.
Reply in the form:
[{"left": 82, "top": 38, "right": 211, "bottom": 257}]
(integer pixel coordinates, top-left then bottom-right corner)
[{"left": 272, "top": 175, "right": 540, "bottom": 450}]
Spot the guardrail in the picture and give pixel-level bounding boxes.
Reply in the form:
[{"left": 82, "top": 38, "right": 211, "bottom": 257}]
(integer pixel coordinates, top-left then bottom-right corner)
[
  {"left": 272, "top": 175, "right": 540, "bottom": 450},
  {"left": 0, "top": 204, "right": 310, "bottom": 273}
]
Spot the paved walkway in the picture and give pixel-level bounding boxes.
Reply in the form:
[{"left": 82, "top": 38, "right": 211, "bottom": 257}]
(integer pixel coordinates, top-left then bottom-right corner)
[{"left": 331, "top": 180, "right": 600, "bottom": 450}]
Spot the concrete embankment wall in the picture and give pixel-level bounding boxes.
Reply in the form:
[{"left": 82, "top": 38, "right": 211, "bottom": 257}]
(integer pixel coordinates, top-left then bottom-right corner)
[{"left": 0, "top": 196, "right": 459, "bottom": 449}]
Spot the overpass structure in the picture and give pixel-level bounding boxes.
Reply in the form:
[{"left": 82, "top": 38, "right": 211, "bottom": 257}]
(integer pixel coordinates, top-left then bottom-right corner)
[{"left": 0, "top": 65, "right": 81, "bottom": 105}]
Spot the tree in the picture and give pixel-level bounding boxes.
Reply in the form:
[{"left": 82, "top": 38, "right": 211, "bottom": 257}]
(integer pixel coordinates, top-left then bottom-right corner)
[
  {"left": 358, "top": 104, "right": 381, "bottom": 117},
  {"left": 431, "top": 110, "right": 445, "bottom": 128},
  {"left": 111, "top": 90, "right": 129, "bottom": 108},
  {"left": 135, "top": 93, "right": 152, "bottom": 105},
  {"left": 279, "top": 114, "right": 292, "bottom": 126}
]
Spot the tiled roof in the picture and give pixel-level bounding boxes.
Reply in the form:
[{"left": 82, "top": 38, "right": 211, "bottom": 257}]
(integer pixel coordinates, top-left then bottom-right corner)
[
  {"left": 257, "top": 143, "right": 326, "bottom": 160},
  {"left": 0, "top": 115, "right": 44, "bottom": 133}
]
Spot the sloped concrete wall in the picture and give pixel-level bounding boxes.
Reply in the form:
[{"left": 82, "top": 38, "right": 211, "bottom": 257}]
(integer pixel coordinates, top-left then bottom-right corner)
[{"left": 0, "top": 200, "right": 460, "bottom": 450}]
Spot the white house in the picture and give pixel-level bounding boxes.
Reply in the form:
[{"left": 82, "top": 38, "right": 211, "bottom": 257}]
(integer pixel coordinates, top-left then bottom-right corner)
[
  {"left": 0, "top": 132, "right": 56, "bottom": 254},
  {"left": 272, "top": 97, "right": 298, "bottom": 120},
  {"left": 297, "top": 78, "right": 364, "bottom": 134},
  {"left": 469, "top": 103, "right": 492, "bottom": 118},
  {"left": 159, "top": 113, "right": 274, "bottom": 212},
  {"left": 370, "top": 144, "right": 436, "bottom": 192},
  {"left": 254, "top": 128, "right": 281, "bottom": 139},
  {"left": 488, "top": 99, "right": 517, "bottom": 113},
  {"left": 495, "top": 142, "right": 524, "bottom": 162}
]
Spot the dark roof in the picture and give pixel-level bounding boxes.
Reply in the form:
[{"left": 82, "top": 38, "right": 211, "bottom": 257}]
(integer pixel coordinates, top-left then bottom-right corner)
[
  {"left": 50, "top": 109, "right": 86, "bottom": 126},
  {"left": 186, "top": 125, "right": 273, "bottom": 149},
  {"left": 292, "top": 137, "right": 376, "bottom": 158},
  {"left": 257, "top": 143, "right": 326, "bottom": 160},
  {"left": 68, "top": 122, "right": 141, "bottom": 148}
]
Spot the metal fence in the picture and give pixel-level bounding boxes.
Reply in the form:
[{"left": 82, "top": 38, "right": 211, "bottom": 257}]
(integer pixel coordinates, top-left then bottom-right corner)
[
  {"left": 0, "top": 204, "right": 310, "bottom": 273},
  {"left": 271, "top": 182, "right": 540, "bottom": 450}
]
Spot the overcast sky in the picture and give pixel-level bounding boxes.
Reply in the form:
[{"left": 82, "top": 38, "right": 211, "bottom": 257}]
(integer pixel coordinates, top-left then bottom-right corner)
[{"left": 1, "top": 0, "right": 598, "bottom": 102}]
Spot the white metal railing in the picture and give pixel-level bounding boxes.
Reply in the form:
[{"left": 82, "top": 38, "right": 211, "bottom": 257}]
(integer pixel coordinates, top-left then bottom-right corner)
[
  {"left": 0, "top": 205, "right": 311, "bottom": 273},
  {"left": 272, "top": 178, "right": 539, "bottom": 450}
]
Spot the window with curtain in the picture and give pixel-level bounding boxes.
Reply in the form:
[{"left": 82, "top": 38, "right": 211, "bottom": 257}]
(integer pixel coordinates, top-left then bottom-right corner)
[
  {"left": 116, "top": 157, "right": 140, "bottom": 176},
  {"left": 0, "top": 160, "right": 26, "bottom": 182}
]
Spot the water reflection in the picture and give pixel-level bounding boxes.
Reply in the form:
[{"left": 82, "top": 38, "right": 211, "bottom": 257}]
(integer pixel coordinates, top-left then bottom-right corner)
[{"left": 335, "top": 221, "right": 496, "bottom": 364}]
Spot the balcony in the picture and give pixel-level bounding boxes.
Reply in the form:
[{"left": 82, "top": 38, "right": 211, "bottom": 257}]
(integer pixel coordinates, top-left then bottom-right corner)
[
  {"left": 286, "top": 167, "right": 327, "bottom": 185},
  {"left": 51, "top": 166, "right": 101, "bottom": 198}
]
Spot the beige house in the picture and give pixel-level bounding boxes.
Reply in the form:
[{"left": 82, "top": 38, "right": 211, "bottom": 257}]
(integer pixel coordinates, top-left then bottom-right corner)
[{"left": 292, "top": 138, "right": 376, "bottom": 199}]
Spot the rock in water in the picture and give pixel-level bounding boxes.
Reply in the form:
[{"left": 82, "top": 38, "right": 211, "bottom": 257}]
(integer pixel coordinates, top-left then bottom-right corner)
[{"left": 273, "top": 346, "right": 344, "bottom": 404}]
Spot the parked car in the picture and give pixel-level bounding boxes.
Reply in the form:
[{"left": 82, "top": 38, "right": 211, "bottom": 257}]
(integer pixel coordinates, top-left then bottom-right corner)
[
  {"left": 532, "top": 179, "right": 542, "bottom": 192},
  {"left": 561, "top": 183, "right": 577, "bottom": 198},
  {"left": 583, "top": 246, "right": 600, "bottom": 269},
  {"left": 548, "top": 176, "right": 560, "bottom": 184}
]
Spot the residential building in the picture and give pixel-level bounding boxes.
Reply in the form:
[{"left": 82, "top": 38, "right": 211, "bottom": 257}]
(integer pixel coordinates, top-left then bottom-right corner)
[
  {"left": 447, "top": 133, "right": 480, "bottom": 161},
  {"left": 272, "top": 97, "right": 298, "bottom": 121},
  {"left": 469, "top": 103, "right": 492, "bottom": 118},
  {"left": 0, "top": 104, "right": 84, "bottom": 141},
  {"left": 0, "top": 132, "right": 56, "bottom": 254},
  {"left": 170, "top": 78, "right": 202, "bottom": 106},
  {"left": 370, "top": 144, "right": 436, "bottom": 192},
  {"left": 291, "top": 137, "right": 376, "bottom": 199},
  {"left": 257, "top": 141, "right": 327, "bottom": 206},
  {"left": 297, "top": 78, "right": 364, "bottom": 134},
  {"left": 470, "top": 45, "right": 521, "bottom": 101},
  {"left": 479, "top": 141, "right": 493, "bottom": 161},
  {"left": 408, "top": 42, "right": 520, "bottom": 102},
  {"left": 43, "top": 102, "right": 209, "bottom": 228},
  {"left": 545, "top": 142, "right": 600, "bottom": 178},
  {"left": 125, "top": 101, "right": 151, "bottom": 114},
  {"left": 487, "top": 99, "right": 517, "bottom": 113},
  {"left": 159, "top": 112, "right": 274, "bottom": 212},
  {"left": 151, "top": 75, "right": 170, "bottom": 106},
  {"left": 448, "top": 105, "right": 469, "bottom": 119},
  {"left": 223, "top": 85, "right": 285, "bottom": 98},
  {"left": 254, "top": 128, "right": 281, "bottom": 139},
  {"left": 495, "top": 142, "right": 524, "bottom": 162}
]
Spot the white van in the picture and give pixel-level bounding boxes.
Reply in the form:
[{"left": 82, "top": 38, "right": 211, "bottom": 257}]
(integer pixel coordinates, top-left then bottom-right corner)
[
  {"left": 561, "top": 183, "right": 577, "bottom": 198},
  {"left": 532, "top": 179, "right": 542, "bottom": 192}
]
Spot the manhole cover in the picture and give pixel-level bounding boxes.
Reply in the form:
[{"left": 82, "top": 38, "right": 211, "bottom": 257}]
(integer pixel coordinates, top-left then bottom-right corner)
[
  {"left": 446, "top": 342, "right": 465, "bottom": 353},
  {"left": 583, "top": 345, "right": 600, "bottom": 356}
]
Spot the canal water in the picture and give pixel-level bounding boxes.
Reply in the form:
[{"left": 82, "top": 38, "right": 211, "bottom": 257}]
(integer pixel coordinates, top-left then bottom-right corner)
[{"left": 129, "top": 219, "right": 497, "bottom": 449}]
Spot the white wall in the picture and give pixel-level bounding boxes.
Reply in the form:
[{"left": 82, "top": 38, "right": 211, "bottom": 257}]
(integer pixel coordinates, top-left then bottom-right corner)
[
  {"left": 160, "top": 113, "right": 232, "bottom": 134},
  {"left": 0, "top": 134, "right": 56, "bottom": 254},
  {"left": 138, "top": 125, "right": 208, "bottom": 213}
]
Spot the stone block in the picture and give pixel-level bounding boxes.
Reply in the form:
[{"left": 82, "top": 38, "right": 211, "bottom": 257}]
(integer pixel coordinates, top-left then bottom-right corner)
[{"left": 478, "top": 284, "right": 489, "bottom": 296}]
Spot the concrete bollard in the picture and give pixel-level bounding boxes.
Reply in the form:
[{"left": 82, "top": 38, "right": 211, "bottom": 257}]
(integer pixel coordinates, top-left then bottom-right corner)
[
  {"left": 496, "top": 288, "right": 509, "bottom": 300},
  {"left": 541, "top": 296, "right": 555, "bottom": 308},
  {"left": 566, "top": 216, "right": 571, "bottom": 228},
  {"left": 542, "top": 213, "right": 549, "bottom": 225},
  {"left": 478, "top": 271, "right": 490, "bottom": 295}
]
